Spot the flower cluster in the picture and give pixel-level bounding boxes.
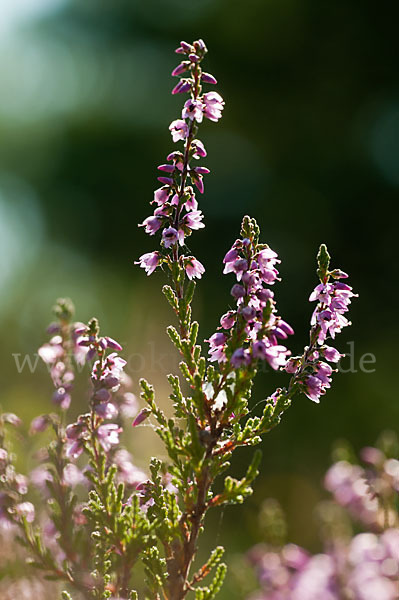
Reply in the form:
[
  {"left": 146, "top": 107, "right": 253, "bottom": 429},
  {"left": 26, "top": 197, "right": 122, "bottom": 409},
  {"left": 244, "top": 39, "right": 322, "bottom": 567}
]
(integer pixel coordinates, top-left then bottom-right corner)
[
  {"left": 325, "top": 445, "right": 399, "bottom": 530},
  {"left": 248, "top": 438, "right": 399, "bottom": 600},
  {"left": 285, "top": 245, "right": 357, "bottom": 402},
  {"left": 207, "top": 217, "right": 294, "bottom": 371},
  {"left": 249, "top": 530, "right": 399, "bottom": 600},
  {"left": 38, "top": 298, "right": 88, "bottom": 410},
  {"left": 64, "top": 318, "right": 126, "bottom": 459},
  {"left": 0, "top": 415, "right": 35, "bottom": 527},
  {"left": 136, "top": 39, "right": 224, "bottom": 283}
]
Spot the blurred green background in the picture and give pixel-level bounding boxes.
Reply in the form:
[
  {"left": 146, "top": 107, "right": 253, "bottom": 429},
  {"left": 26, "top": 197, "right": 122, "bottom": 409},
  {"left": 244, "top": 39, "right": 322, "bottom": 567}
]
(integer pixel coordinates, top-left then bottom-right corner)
[{"left": 0, "top": 0, "right": 398, "bottom": 596}]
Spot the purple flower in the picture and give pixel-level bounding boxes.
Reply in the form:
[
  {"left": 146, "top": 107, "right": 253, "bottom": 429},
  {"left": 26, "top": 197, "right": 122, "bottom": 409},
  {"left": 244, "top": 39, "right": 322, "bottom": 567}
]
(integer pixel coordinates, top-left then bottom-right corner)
[
  {"left": 231, "top": 348, "right": 251, "bottom": 368},
  {"left": 162, "top": 227, "right": 179, "bottom": 248},
  {"left": 66, "top": 441, "right": 84, "bottom": 459},
  {"left": 169, "top": 119, "right": 189, "bottom": 142},
  {"left": 220, "top": 311, "right": 236, "bottom": 329},
  {"left": 52, "top": 387, "right": 71, "bottom": 410},
  {"left": 191, "top": 139, "right": 207, "bottom": 158},
  {"left": 158, "top": 163, "right": 175, "bottom": 173},
  {"left": 94, "top": 401, "right": 118, "bottom": 420},
  {"left": 223, "top": 247, "right": 239, "bottom": 264},
  {"left": 241, "top": 305, "right": 256, "bottom": 321},
  {"left": 132, "top": 408, "right": 151, "bottom": 427},
  {"left": 97, "top": 424, "right": 122, "bottom": 452},
  {"left": 171, "top": 79, "right": 192, "bottom": 95},
  {"left": 175, "top": 41, "right": 193, "bottom": 54},
  {"left": 185, "top": 257, "right": 205, "bottom": 280},
  {"left": 153, "top": 187, "right": 171, "bottom": 205},
  {"left": 118, "top": 392, "right": 139, "bottom": 419},
  {"left": 65, "top": 420, "right": 88, "bottom": 459},
  {"left": 157, "top": 176, "right": 174, "bottom": 186},
  {"left": 285, "top": 357, "right": 301, "bottom": 373},
  {"left": 191, "top": 172, "right": 204, "bottom": 194},
  {"left": 303, "top": 374, "right": 324, "bottom": 403},
  {"left": 208, "top": 332, "right": 227, "bottom": 347},
  {"left": 182, "top": 99, "right": 204, "bottom": 122},
  {"left": 192, "top": 166, "right": 210, "bottom": 175},
  {"left": 231, "top": 284, "right": 246, "bottom": 299},
  {"left": 252, "top": 340, "right": 268, "bottom": 359},
  {"left": 30, "top": 415, "right": 50, "bottom": 434},
  {"left": 114, "top": 449, "right": 147, "bottom": 488},
  {"left": 104, "top": 337, "right": 123, "bottom": 351},
  {"left": 136, "top": 252, "right": 161, "bottom": 276},
  {"left": 171, "top": 61, "right": 189, "bottom": 76},
  {"left": 201, "top": 72, "right": 217, "bottom": 84},
  {"left": 181, "top": 209, "right": 205, "bottom": 231},
  {"left": 140, "top": 215, "right": 162, "bottom": 235},
  {"left": 208, "top": 334, "right": 227, "bottom": 362}
]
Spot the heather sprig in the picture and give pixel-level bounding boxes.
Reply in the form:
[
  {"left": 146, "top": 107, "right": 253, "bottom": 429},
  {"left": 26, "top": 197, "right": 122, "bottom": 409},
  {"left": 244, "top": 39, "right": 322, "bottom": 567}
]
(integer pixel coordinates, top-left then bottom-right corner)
[{"left": 132, "top": 41, "right": 356, "bottom": 600}]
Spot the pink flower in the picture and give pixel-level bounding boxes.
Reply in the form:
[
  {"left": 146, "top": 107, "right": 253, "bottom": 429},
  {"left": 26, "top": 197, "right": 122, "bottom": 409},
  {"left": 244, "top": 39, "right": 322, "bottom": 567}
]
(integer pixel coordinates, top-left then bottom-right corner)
[
  {"left": 182, "top": 99, "right": 204, "bottom": 123},
  {"left": 285, "top": 357, "right": 301, "bottom": 373},
  {"left": 191, "top": 139, "right": 207, "bottom": 158},
  {"left": 162, "top": 227, "right": 179, "bottom": 248},
  {"left": 203, "top": 91, "right": 225, "bottom": 122},
  {"left": 15, "top": 502, "right": 35, "bottom": 523},
  {"left": 169, "top": 119, "right": 189, "bottom": 142},
  {"left": 97, "top": 424, "right": 122, "bottom": 452},
  {"left": 181, "top": 210, "right": 205, "bottom": 230},
  {"left": 264, "top": 345, "right": 290, "bottom": 370},
  {"left": 220, "top": 311, "right": 236, "bottom": 329},
  {"left": 303, "top": 374, "right": 324, "bottom": 403},
  {"left": 185, "top": 257, "right": 205, "bottom": 280},
  {"left": 139, "top": 215, "right": 162, "bottom": 235},
  {"left": 136, "top": 252, "right": 161, "bottom": 276}
]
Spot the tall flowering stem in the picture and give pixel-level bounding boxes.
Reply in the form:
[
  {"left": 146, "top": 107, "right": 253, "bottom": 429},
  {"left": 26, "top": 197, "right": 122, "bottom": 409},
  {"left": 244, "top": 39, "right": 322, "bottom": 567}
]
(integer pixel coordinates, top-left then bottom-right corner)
[
  {"left": 135, "top": 41, "right": 356, "bottom": 600},
  {"left": 136, "top": 38, "right": 224, "bottom": 336}
]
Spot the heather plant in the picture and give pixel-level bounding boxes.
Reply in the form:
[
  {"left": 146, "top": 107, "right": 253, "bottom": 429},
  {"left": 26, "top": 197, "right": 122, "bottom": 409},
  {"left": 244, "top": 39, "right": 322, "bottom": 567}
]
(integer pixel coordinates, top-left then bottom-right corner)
[
  {"left": 246, "top": 433, "right": 399, "bottom": 600},
  {"left": 0, "top": 39, "right": 356, "bottom": 600}
]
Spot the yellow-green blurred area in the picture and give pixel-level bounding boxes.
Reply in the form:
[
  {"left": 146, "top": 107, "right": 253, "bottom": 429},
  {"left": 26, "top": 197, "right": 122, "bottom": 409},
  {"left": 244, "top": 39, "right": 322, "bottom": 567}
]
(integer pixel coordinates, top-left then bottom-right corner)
[{"left": 0, "top": 0, "right": 398, "bottom": 596}]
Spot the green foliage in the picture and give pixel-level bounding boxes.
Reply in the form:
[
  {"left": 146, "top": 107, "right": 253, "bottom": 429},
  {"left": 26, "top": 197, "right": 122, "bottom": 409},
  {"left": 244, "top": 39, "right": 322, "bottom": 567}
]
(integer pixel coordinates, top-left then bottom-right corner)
[
  {"left": 194, "top": 563, "right": 227, "bottom": 600},
  {"left": 217, "top": 450, "right": 262, "bottom": 506}
]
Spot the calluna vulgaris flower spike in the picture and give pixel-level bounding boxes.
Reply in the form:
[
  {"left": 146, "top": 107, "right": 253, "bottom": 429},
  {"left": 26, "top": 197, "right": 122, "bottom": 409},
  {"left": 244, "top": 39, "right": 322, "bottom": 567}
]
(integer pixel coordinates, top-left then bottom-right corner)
[
  {"left": 136, "top": 37, "right": 224, "bottom": 286},
  {"left": 0, "top": 39, "right": 357, "bottom": 600}
]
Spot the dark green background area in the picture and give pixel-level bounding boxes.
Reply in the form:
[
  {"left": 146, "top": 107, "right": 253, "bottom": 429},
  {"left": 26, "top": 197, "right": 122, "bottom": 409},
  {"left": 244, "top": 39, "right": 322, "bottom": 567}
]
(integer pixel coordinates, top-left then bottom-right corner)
[{"left": 0, "top": 0, "right": 397, "bottom": 596}]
